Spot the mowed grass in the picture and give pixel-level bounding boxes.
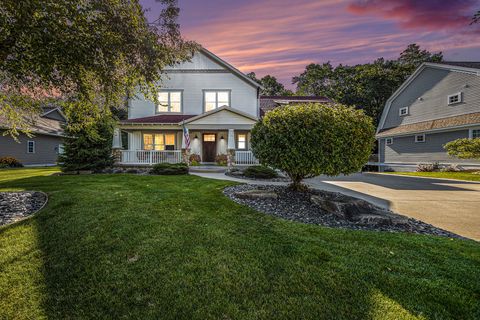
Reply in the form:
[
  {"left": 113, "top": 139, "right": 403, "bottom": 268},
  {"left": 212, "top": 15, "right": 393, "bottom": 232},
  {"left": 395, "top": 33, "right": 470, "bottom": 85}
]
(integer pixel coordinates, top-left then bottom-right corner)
[
  {"left": 382, "top": 171, "right": 480, "bottom": 182},
  {"left": 0, "top": 168, "right": 479, "bottom": 319}
]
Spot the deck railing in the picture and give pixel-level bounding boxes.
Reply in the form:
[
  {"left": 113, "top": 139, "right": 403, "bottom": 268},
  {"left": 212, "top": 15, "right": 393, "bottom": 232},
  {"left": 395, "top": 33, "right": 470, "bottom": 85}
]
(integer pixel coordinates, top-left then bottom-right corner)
[
  {"left": 235, "top": 150, "right": 259, "bottom": 165},
  {"left": 120, "top": 150, "right": 182, "bottom": 165}
]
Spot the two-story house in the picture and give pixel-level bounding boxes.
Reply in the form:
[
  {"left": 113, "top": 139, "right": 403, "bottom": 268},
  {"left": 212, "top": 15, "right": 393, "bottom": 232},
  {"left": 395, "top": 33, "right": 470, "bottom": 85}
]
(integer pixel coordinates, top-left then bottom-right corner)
[
  {"left": 376, "top": 62, "right": 480, "bottom": 171},
  {"left": 114, "top": 48, "right": 262, "bottom": 165}
]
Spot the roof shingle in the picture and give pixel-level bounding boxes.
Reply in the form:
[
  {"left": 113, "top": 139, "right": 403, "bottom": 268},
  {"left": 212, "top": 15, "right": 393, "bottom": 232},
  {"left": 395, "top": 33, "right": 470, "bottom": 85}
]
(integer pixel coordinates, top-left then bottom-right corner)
[{"left": 121, "top": 114, "right": 196, "bottom": 124}]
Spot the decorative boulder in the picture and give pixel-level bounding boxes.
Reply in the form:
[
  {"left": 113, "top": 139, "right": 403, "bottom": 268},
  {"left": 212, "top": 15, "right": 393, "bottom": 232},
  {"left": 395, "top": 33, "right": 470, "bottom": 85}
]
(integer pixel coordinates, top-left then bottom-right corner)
[{"left": 234, "top": 189, "right": 278, "bottom": 200}]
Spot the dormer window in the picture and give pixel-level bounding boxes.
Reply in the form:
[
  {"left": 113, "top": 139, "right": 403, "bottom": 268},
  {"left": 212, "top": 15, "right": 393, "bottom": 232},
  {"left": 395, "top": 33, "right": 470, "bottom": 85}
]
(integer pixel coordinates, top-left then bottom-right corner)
[
  {"left": 447, "top": 92, "right": 462, "bottom": 105},
  {"left": 386, "top": 138, "right": 393, "bottom": 145},
  {"left": 204, "top": 90, "right": 230, "bottom": 112},
  {"left": 399, "top": 107, "right": 409, "bottom": 116},
  {"left": 157, "top": 91, "right": 182, "bottom": 113}
]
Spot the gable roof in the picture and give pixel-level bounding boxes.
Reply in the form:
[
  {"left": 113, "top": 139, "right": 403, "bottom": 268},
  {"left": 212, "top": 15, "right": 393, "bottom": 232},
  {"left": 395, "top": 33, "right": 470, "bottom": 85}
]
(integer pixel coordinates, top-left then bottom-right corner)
[
  {"left": 41, "top": 107, "right": 67, "bottom": 122},
  {"left": 183, "top": 106, "right": 258, "bottom": 124},
  {"left": 377, "top": 61, "right": 480, "bottom": 133},
  {"left": 197, "top": 47, "right": 262, "bottom": 90},
  {"left": 0, "top": 113, "right": 65, "bottom": 137}
]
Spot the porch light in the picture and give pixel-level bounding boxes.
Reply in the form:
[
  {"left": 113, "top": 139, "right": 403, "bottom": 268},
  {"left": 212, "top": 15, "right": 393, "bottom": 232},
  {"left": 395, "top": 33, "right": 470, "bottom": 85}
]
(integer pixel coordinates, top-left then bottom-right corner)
[
  {"left": 194, "top": 134, "right": 198, "bottom": 139},
  {"left": 220, "top": 135, "right": 224, "bottom": 140}
]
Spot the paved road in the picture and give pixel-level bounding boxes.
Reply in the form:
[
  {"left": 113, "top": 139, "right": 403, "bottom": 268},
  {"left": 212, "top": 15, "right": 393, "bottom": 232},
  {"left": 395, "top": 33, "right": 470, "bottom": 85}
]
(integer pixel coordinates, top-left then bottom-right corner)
[
  {"left": 306, "top": 173, "right": 480, "bottom": 240},
  {"left": 192, "top": 171, "right": 480, "bottom": 240}
]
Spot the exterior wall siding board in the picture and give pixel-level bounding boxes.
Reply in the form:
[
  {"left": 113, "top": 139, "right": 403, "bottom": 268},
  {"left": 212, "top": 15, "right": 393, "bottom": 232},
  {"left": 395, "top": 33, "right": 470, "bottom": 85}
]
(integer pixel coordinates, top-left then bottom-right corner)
[
  {"left": 0, "top": 132, "right": 62, "bottom": 165},
  {"left": 383, "top": 68, "right": 480, "bottom": 129},
  {"left": 384, "top": 129, "right": 480, "bottom": 164}
]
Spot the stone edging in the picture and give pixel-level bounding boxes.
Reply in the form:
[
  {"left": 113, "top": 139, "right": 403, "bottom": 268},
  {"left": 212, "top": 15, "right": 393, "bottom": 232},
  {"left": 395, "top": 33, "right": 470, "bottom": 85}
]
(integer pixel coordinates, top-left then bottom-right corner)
[{"left": 0, "top": 191, "right": 48, "bottom": 227}]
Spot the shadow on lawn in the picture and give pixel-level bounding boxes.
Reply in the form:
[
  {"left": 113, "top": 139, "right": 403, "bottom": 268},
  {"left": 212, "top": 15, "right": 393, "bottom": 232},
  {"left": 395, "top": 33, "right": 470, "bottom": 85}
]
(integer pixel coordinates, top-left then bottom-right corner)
[{"left": 1, "top": 173, "right": 479, "bottom": 319}]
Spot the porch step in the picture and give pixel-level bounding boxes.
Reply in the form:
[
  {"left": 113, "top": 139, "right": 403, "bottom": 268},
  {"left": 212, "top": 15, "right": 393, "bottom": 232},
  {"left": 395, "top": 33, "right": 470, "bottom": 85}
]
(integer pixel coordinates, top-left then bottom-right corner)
[{"left": 189, "top": 166, "right": 227, "bottom": 173}]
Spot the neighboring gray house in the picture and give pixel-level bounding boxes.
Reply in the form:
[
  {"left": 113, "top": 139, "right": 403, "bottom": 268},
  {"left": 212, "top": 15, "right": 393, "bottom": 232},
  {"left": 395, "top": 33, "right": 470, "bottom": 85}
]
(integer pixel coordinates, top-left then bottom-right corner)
[
  {"left": 376, "top": 62, "right": 480, "bottom": 171},
  {"left": 0, "top": 107, "right": 66, "bottom": 166}
]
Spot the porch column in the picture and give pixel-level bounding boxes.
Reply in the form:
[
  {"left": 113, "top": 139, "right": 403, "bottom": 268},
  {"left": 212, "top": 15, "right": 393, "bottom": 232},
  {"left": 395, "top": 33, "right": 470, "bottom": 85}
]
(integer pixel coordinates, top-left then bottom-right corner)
[
  {"left": 227, "top": 129, "right": 235, "bottom": 168},
  {"left": 181, "top": 127, "right": 190, "bottom": 164},
  {"left": 112, "top": 127, "right": 123, "bottom": 164}
]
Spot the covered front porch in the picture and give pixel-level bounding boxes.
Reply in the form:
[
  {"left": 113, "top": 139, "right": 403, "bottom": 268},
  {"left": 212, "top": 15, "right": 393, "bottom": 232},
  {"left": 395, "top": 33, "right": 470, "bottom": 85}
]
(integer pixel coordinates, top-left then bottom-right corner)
[{"left": 113, "top": 107, "right": 259, "bottom": 166}]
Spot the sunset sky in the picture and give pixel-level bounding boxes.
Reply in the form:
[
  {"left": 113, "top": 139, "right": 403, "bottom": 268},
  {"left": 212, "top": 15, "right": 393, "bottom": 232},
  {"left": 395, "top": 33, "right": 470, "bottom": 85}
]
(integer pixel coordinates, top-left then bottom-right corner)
[{"left": 141, "top": 0, "right": 480, "bottom": 88}]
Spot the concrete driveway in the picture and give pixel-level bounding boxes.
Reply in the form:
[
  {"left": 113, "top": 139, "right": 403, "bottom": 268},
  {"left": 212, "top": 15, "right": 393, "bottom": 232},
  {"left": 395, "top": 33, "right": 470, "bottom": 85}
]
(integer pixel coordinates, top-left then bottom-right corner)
[{"left": 306, "top": 173, "right": 480, "bottom": 240}]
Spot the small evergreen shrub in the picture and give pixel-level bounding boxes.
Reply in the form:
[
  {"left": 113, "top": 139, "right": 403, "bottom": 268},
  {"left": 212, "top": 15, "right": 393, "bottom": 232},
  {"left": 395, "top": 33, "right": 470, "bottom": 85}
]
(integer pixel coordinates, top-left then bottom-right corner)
[
  {"left": 189, "top": 154, "right": 201, "bottom": 166},
  {"left": 0, "top": 156, "right": 23, "bottom": 168},
  {"left": 215, "top": 154, "right": 228, "bottom": 166},
  {"left": 243, "top": 165, "right": 278, "bottom": 179},
  {"left": 151, "top": 163, "right": 189, "bottom": 175}
]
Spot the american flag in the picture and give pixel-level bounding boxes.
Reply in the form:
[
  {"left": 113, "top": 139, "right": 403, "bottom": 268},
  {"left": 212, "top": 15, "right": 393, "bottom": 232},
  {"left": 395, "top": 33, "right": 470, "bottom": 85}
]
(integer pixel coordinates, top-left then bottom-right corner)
[{"left": 182, "top": 123, "right": 190, "bottom": 149}]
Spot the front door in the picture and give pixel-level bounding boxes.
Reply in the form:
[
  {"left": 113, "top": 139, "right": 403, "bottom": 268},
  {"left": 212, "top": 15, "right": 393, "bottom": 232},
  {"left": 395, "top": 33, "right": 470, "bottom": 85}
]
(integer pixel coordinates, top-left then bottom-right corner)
[{"left": 202, "top": 133, "right": 217, "bottom": 162}]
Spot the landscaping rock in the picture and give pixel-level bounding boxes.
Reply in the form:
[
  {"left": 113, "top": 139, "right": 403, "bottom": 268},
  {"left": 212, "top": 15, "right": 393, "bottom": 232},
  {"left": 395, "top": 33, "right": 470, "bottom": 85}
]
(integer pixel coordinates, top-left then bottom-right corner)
[
  {"left": 224, "top": 184, "right": 464, "bottom": 239},
  {"left": 235, "top": 189, "right": 278, "bottom": 200},
  {"left": 0, "top": 191, "right": 47, "bottom": 226}
]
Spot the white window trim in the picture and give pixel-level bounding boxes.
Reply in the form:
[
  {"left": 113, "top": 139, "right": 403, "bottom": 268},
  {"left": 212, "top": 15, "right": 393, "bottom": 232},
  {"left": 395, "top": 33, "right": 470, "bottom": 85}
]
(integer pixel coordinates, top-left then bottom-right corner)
[
  {"left": 27, "top": 140, "right": 35, "bottom": 153},
  {"left": 399, "top": 106, "right": 409, "bottom": 116},
  {"left": 385, "top": 137, "right": 393, "bottom": 145},
  {"left": 203, "top": 90, "right": 231, "bottom": 112},
  {"left": 415, "top": 134, "right": 426, "bottom": 143},
  {"left": 142, "top": 132, "right": 176, "bottom": 150},
  {"left": 156, "top": 90, "right": 183, "bottom": 114},
  {"left": 447, "top": 92, "right": 462, "bottom": 105},
  {"left": 469, "top": 128, "right": 480, "bottom": 139}
]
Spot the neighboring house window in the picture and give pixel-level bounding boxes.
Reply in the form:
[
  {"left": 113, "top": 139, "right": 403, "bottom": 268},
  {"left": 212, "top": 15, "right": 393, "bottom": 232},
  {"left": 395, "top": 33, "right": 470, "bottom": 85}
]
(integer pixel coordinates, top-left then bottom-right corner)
[
  {"left": 447, "top": 92, "right": 462, "bottom": 105},
  {"left": 385, "top": 138, "right": 393, "bottom": 145},
  {"left": 57, "top": 144, "right": 64, "bottom": 155},
  {"left": 415, "top": 134, "right": 425, "bottom": 143},
  {"left": 143, "top": 133, "right": 176, "bottom": 150},
  {"left": 237, "top": 133, "right": 247, "bottom": 149},
  {"left": 27, "top": 141, "right": 35, "bottom": 153},
  {"left": 157, "top": 91, "right": 182, "bottom": 113},
  {"left": 470, "top": 129, "right": 480, "bottom": 139},
  {"left": 399, "top": 107, "right": 409, "bottom": 116},
  {"left": 204, "top": 90, "right": 230, "bottom": 112}
]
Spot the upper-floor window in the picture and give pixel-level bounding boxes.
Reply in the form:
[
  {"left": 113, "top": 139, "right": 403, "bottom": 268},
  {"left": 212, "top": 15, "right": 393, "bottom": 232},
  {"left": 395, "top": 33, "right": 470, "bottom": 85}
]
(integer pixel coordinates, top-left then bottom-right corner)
[
  {"left": 447, "top": 92, "right": 462, "bottom": 105},
  {"left": 399, "top": 106, "right": 409, "bottom": 116},
  {"left": 470, "top": 129, "right": 480, "bottom": 139},
  {"left": 27, "top": 141, "right": 35, "bottom": 153},
  {"left": 385, "top": 137, "right": 393, "bottom": 145},
  {"left": 415, "top": 134, "right": 425, "bottom": 143},
  {"left": 204, "top": 90, "right": 230, "bottom": 112},
  {"left": 157, "top": 91, "right": 182, "bottom": 113}
]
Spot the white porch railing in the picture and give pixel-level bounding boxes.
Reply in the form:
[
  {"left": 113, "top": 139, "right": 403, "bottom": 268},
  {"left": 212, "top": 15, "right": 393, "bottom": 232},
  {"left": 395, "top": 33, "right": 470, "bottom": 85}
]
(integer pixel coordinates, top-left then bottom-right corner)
[
  {"left": 120, "top": 150, "right": 182, "bottom": 165},
  {"left": 235, "top": 150, "right": 259, "bottom": 165}
]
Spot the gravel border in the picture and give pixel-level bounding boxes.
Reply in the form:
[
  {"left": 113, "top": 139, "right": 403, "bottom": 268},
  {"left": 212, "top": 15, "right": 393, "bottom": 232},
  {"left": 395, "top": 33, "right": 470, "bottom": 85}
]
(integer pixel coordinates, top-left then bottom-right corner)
[
  {"left": 0, "top": 191, "right": 48, "bottom": 226},
  {"left": 223, "top": 184, "right": 465, "bottom": 239}
]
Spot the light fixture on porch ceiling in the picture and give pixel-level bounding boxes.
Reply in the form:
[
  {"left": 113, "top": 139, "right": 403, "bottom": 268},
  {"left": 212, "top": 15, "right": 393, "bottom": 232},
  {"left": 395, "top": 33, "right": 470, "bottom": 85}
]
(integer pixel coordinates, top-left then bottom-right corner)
[
  {"left": 194, "top": 134, "right": 198, "bottom": 139},
  {"left": 220, "top": 135, "right": 224, "bottom": 140}
]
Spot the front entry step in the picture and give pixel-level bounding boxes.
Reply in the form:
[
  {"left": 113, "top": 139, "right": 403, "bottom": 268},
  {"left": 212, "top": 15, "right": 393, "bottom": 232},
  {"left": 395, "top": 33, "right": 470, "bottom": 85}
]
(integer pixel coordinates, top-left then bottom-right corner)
[{"left": 189, "top": 166, "right": 227, "bottom": 173}]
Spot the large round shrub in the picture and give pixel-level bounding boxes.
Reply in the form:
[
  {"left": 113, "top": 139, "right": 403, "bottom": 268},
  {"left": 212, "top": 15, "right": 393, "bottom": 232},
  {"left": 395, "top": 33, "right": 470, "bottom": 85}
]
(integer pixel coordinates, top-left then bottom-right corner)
[{"left": 251, "top": 103, "right": 375, "bottom": 189}]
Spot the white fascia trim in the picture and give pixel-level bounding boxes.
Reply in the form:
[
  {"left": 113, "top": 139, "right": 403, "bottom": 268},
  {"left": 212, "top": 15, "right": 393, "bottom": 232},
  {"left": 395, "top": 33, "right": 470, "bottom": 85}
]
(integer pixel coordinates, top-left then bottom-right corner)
[
  {"left": 377, "top": 62, "right": 480, "bottom": 134},
  {"left": 182, "top": 106, "right": 258, "bottom": 124},
  {"left": 41, "top": 107, "right": 67, "bottom": 121}
]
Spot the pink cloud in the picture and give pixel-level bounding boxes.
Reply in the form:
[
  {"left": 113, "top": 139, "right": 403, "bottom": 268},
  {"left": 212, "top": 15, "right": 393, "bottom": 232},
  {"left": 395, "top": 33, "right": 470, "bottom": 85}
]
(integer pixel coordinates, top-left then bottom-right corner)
[{"left": 348, "top": 0, "right": 478, "bottom": 31}]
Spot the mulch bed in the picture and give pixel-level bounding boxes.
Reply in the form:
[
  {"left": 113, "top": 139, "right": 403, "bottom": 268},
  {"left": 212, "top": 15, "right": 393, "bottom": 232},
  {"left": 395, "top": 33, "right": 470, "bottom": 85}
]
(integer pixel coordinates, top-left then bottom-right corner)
[
  {"left": 0, "top": 191, "right": 47, "bottom": 226},
  {"left": 223, "top": 184, "right": 465, "bottom": 239}
]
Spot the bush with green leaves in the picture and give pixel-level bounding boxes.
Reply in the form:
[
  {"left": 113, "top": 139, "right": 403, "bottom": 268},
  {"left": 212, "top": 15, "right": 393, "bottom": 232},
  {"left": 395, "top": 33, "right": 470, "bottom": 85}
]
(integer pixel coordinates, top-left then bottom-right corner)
[
  {"left": 215, "top": 154, "right": 228, "bottom": 166},
  {"left": 251, "top": 103, "right": 375, "bottom": 189},
  {"left": 151, "top": 163, "right": 189, "bottom": 175},
  {"left": 0, "top": 156, "right": 23, "bottom": 168},
  {"left": 444, "top": 138, "right": 480, "bottom": 160},
  {"left": 243, "top": 166, "right": 278, "bottom": 179}
]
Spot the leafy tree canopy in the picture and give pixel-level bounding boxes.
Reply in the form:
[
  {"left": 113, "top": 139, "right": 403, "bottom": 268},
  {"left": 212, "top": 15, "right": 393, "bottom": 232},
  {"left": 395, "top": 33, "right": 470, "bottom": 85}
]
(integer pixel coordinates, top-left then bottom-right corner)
[
  {"left": 292, "top": 44, "right": 443, "bottom": 124},
  {"left": 251, "top": 103, "right": 375, "bottom": 190},
  {"left": 247, "top": 72, "right": 293, "bottom": 96},
  {"left": 0, "top": 0, "right": 197, "bottom": 136}
]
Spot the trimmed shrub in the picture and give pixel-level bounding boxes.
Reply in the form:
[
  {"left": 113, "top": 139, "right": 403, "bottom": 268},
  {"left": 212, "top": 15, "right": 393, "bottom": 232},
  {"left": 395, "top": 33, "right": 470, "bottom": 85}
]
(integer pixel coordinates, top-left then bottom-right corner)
[
  {"left": 444, "top": 138, "right": 480, "bottom": 160},
  {"left": 0, "top": 156, "right": 23, "bottom": 168},
  {"left": 189, "top": 153, "right": 201, "bottom": 166},
  {"left": 151, "top": 163, "right": 189, "bottom": 175},
  {"left": 251, "top": 103, "right": 375, "bottom": 189},
  {"left": 416, "top": 162, "right": 440, "bottom": 172},
  {"left": 215, "top": 154, "right": 228, "bottom": 166},
  {"left": 243, "top": 166, "right": 278, "bottom": 179}
]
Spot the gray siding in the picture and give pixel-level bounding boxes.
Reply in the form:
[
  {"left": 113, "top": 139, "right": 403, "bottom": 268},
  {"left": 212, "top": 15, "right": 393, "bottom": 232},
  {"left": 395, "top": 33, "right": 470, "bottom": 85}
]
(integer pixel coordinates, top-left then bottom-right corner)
[
  {"left": 381, "top": 129, "right": 480, "bottom": 165},
  {"left": 383, "top": 68, "right": 480, "bottom": 129},
  {"left": 0, "top": 131, "right": 63, "bottom": 165}
]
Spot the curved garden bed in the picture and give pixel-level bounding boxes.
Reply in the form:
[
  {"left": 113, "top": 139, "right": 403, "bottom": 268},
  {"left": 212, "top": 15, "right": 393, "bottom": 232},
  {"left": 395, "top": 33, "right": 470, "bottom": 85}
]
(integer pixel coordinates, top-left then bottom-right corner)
[{"left": 0, "top": 191, "right": 48, "bottom": 226}]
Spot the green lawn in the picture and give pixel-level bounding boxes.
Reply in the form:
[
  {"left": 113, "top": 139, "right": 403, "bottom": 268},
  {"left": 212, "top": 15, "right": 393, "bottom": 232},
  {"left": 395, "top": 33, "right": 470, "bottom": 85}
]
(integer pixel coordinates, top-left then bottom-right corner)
[
  {"left": 0, "top": 168, "right": 479, "bottom": 319},
  {"left": 381, "top": 171, "right": 480, "bottom": 182}
]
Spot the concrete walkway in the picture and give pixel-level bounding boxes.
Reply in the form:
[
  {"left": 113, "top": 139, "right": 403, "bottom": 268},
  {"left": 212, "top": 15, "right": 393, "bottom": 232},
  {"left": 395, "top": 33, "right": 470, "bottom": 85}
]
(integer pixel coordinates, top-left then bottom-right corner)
[{"left": 191, "top": 171, "right": 480, "bottom": 240}]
